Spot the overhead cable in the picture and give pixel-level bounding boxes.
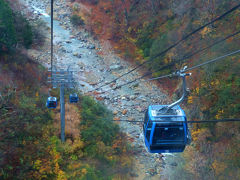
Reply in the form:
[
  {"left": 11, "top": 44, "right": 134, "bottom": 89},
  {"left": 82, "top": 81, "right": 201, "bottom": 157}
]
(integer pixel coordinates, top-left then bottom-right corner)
[
  {"left": 51, "top": 0, "right": 54, "bottom": 77},
  {"left": 108, "top": 30, "right": 240, "bottom": 89},
  {"left": 185, "top": 49, "right": 240, "bottom": 72},
  {"left": 146, "top": 29, "right": 240, "bottom": 78},
  {"left": 90, "top": 3, "right": 240, "bottom": 91},
  {"left": 95, "top": 48, "right": 240, "bottom": 94},
  {"left": 112, "top": 118, "right": 240, "bottom": 124},
  {"left": 146, "top": 49, "right": 240, "bottom": 81}
]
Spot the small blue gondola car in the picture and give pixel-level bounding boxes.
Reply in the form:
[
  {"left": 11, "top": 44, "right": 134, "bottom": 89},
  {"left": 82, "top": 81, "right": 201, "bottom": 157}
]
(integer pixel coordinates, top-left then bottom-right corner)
[
  {"left": 46, "top": 97, "right": 57, "bottom": 108},
  {"left": 143, "top": 105, "right": 191, "bottom": 153},
  {"left": 69, "top": 93, "right": 79, "bottom": 103}
]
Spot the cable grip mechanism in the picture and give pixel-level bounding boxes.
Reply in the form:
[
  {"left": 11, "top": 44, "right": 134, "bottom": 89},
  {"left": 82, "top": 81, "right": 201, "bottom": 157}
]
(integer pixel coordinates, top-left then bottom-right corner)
[{"left": 167, "top": 66, "right": 191, "bottom": 109}]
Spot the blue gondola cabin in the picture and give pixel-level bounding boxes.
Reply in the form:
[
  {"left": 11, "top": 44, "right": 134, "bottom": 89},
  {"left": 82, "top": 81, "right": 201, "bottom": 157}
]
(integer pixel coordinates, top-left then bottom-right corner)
[
  {"left": 69, "top": 93, "right": 79, "bottom": 103},
  {"left": 46, "top": 97, "right": 57, "bottom": 108},
  {"left": 143, "top": 105, "right": 190, "bottom": 153}
]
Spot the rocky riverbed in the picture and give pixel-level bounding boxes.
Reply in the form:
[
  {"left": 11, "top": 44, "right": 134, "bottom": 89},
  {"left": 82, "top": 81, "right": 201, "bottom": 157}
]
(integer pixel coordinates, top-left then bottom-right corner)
[{"left": 18, "top": 0, "right": 181, "bottom": 179}]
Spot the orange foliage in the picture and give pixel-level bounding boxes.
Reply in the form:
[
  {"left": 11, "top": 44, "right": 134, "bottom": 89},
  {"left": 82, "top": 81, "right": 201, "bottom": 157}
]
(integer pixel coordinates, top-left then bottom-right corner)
[
  {"left": 72, "top": 0, "right": 146, "bottom": 61},
  {"left": 54, "top": 103, "right": 81, "bottom": 139},
  {"left": 212, "top": 160, "right": 227, "bottom": 176}
]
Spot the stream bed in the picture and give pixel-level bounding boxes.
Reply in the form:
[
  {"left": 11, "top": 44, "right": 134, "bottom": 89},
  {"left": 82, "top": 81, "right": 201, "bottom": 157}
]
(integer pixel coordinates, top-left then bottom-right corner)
[{"left": 19, "top": 0, "right": 182, "bottom": 179}]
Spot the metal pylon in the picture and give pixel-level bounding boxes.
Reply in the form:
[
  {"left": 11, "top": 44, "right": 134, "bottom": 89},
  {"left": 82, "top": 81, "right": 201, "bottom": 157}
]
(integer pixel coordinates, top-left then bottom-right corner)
[{"left": 48, "top": 67, "right": 76, "bottom": 142}]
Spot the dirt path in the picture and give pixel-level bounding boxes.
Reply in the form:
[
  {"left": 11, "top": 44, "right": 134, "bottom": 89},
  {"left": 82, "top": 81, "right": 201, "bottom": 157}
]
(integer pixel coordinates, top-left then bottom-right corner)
[{"left": 18, "top": 0, "right": 183, "bottom": 179}]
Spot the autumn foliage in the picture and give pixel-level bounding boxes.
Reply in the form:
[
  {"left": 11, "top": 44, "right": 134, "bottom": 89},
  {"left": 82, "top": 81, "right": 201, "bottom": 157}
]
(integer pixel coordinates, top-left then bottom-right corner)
[
  {"left": 70, "top": 0, "right": 240, "bottom": 178},
  {"left": 0, "top": 1, "right": 133, "bottom": 179}
]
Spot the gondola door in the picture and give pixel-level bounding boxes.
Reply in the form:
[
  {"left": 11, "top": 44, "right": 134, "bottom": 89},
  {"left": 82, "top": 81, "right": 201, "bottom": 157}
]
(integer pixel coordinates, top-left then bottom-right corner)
[{"left": 143, "top": 110, "right": 153, "bottom": 151}]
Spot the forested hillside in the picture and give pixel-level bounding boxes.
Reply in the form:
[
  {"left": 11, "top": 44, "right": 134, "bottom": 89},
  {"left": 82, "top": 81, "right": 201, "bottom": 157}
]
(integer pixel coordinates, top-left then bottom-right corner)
[
  {"left": 0, "top": 0, "right": 133, "bottom": 179},
  {"left": 71, "top": 0, "right": 240, "bottom": 179},
  {"left": 1, "top": 0, "right": 240, "bottom": 179}
]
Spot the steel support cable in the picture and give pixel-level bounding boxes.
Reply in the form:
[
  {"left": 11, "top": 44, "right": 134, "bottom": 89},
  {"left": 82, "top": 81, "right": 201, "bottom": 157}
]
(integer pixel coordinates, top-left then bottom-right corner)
[
  {"left": 88, "top": 17, "right": 240, "bottom": 94},
  {"left": 90, "top": 72, "right": 173, "bottom": 95},
  {"left": 145, "top": 49, "right": 240, "bottom": 81},
  {"left": 94, "top": 47, "right": 240, "bottom": 95},
  {"left": 89, "top": 3, "right": 240, "bottom": 92},
  {"left": 1, "top": 119, "right": 239, "bottom": 144},
  {"left": 185, "top": 49, "right": 240, "bottom": 72},
  {"left": 51, "top": 0, "right": 54, "bottom": 77},
  {"left": 97, "top": 34, "right": 240, "bottom": 94},
  {"left": 116, "top": 73, "right": 172, "bottom": 89},
  {"left": 112, "top": 118, "right": 240, "bottom": 124},
  {"left": 141, "top": 29, "right": 240, "bottom": 80}
]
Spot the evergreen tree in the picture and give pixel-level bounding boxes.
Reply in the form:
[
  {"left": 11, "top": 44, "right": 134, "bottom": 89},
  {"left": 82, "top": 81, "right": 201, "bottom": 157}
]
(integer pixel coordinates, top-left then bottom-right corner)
[{"left": 0, "top": 0, "right": 17, "bottom": 52}]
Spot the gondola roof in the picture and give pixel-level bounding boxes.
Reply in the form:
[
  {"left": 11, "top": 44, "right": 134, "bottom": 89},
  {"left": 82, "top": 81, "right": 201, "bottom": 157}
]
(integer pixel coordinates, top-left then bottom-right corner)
[{"left": 148, "top": 105, "right": 186, "bottom": 122}]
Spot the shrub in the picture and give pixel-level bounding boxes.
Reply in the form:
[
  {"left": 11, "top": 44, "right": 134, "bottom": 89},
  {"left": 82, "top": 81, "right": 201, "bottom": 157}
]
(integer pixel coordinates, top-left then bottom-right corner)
[
  {"left": 136, "top": 20, "right": 157, "bottom": 57},
  {"left": 80, "top": 96, "right": 119, "bottom": 158},
  {"left": 31, "top": 19, "right": 46, "bottom": 45},
  {"left": 70, "top": 15, "right": 85, "bottom": 26},
  {"left": 0, "top": 0, "right": 33, "bottom": 51},
  {"left": 13, "top": 12, "right": 33, "bottom": 48}
]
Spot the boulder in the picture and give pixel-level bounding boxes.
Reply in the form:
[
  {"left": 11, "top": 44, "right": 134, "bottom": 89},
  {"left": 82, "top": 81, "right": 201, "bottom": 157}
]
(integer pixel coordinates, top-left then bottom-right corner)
[
  {"left": 122, "top": 109, "right": 128, "bottom": 115},
  {"left": 113, "top": 117, "right": 120, "bottom": 121},
  {"left": 87, "top": 44, "right": 95, "bottom": 49},
  {"left": 110, "top": 64, "right": 123, "bottom": 71},
  {"left": 73, "top": 52, "right": 81, "bottom": 58}
]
